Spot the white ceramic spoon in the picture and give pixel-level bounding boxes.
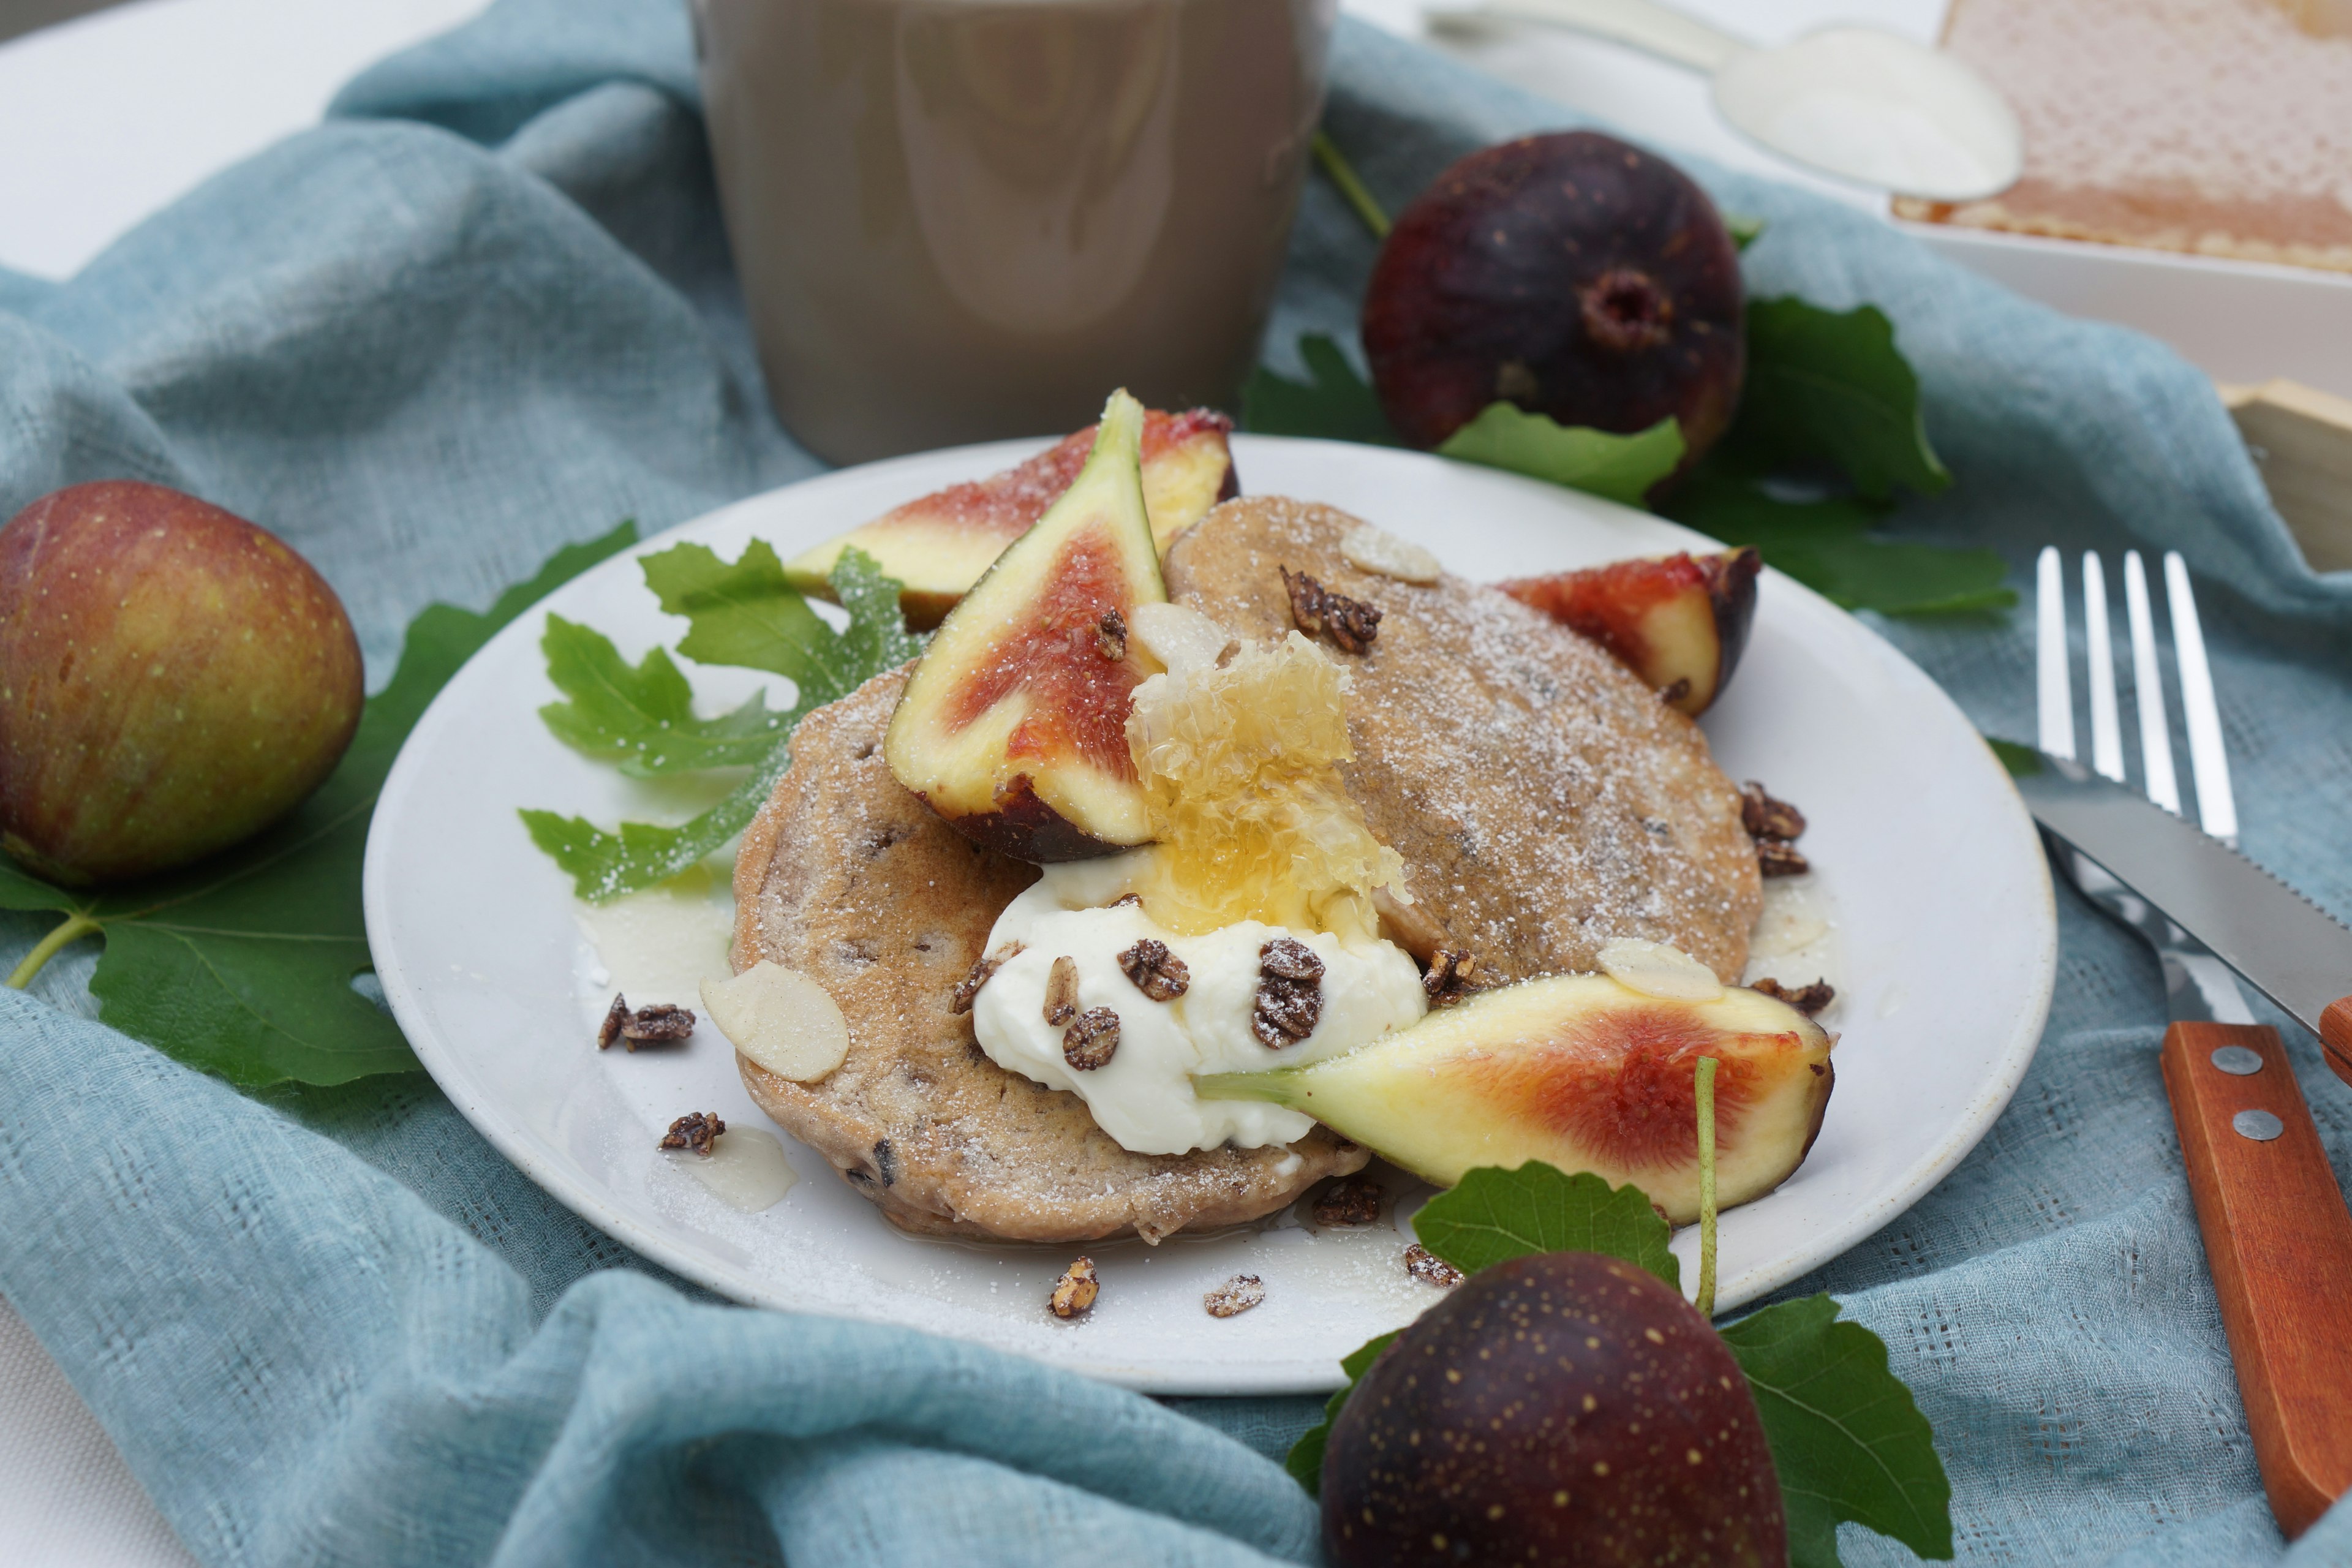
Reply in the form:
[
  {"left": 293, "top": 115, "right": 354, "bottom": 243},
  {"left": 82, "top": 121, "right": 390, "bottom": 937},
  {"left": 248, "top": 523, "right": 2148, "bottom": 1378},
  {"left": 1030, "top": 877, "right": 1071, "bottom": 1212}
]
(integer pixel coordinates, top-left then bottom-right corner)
[{"left": 1427, "top": 0, "right": 2022, "bottom": 200}]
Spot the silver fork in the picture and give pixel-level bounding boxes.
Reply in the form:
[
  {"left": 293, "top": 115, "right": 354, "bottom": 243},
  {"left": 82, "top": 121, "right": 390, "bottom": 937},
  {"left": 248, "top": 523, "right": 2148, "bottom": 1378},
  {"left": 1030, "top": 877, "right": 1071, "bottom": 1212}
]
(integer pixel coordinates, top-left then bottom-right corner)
[
  {"left": 2037, "top": 555, "right": 2352, "bottom": 1540},
  {"left": 2034, "top": 547, "right": 2248, "bottom": 1024}
]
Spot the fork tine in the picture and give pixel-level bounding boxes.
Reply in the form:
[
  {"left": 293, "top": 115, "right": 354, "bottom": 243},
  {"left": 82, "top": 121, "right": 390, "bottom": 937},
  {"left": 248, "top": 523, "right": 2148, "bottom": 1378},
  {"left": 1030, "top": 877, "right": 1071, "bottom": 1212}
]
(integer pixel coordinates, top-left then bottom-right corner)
[
  {"left": 2082, "top": 552, "right": 2125, "bottom": 782},
  {"left": 2122, "top": 550, "right": 2182, "bottom": 814},
  {"left": 2165, "top": 551, "right": 2238, "bottom": 845},
  {"left": 2036, "top": 547, "right": 2075, "bottom": 760}
]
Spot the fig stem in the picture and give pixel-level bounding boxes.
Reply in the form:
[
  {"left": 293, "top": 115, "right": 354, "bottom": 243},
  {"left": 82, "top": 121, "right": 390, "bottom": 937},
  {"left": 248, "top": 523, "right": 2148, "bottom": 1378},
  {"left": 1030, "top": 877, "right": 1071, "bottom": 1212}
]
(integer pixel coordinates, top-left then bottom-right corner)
[
  {"left": 1695, "top": 1055, "right": 1719, "bottom": 1317},
  {"left": 1191, "top": 1070, "right": 1297, "bottom": 1106},
  {"left": 1312, "top": 131, "right": 1391, "bottom": 241},
  {"left": 7, "top": 911, "right": 101, "bottom": 990}
]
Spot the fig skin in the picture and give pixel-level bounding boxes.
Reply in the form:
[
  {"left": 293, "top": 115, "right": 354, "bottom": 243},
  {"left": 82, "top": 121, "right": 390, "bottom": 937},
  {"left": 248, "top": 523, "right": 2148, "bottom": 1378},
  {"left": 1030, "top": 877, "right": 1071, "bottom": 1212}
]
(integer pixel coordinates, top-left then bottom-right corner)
[
  {"left": 0, "top": 481, "right": 364, "bottom": 885},
  {"left": 1324, "top": 1251, "right": 1786, "bottom": 1567},
  {"left": 1362, "top": 132, "right": 1746, "bottom": 476},
  {"left": 1498, "top": 546, "right": 1762, "bottom": 716}
]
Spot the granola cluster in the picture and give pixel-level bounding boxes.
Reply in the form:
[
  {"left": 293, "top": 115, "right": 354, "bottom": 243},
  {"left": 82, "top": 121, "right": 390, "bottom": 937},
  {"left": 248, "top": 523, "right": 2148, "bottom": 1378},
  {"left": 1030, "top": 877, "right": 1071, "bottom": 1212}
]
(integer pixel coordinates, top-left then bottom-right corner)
[
  {"left": 1061, "top": 1007, "right": 1121, "bottom": 1071},
  {"left": 1751, "top": 976, "right": 1836, "bottom": 1017},
  {"left": 951, "top": 943, "right": 1022, "bottom": 1014},
  {"left": 1117, "top": 938, "right": 1190, "bottom": 1002},
  {"left": 1741, "top": 781, "right": 1809, "bottom": 877},
  {"left": 658, "top": 1111, "right": 725, "bottom": 1156},
  {"left": 1422, "top": 948, "right": 1479, "bottom": 1008},
  {"left": 1403, "top": 1243, "right": 1463, "bottom": 1287},
  {"left": 1203, "top": 1273, "right": 1266, "bottom": 1318},
  {"left": 1253, "top": 937, "right": 1325, "bottom": 1047},
  {"left": 1042, "top": 954, "right": 1080, "bottom": 1027},
  {"left": 1280, "top": 565, "right": 1382, "bottom": 655},
  {"left": 1095, "top": 609, "right": 1129, "bottom": 663},
  {"left": 1049, "top": 1257, "right": 1099, "bottom": 1319},
  {"left": 597, "top": 995, "right": 695, "bottom": 1051},
  {"left": 1311, "top": 1176, "right": 1385, "bottom": 1228}
]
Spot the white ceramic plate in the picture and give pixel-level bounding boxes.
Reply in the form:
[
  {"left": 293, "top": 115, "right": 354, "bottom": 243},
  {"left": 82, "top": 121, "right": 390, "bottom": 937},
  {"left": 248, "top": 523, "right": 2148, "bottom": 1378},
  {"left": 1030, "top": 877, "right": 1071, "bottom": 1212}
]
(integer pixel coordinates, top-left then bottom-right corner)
[{"left": 364, "top": 435, "right": 2056, "bottom": 1394}]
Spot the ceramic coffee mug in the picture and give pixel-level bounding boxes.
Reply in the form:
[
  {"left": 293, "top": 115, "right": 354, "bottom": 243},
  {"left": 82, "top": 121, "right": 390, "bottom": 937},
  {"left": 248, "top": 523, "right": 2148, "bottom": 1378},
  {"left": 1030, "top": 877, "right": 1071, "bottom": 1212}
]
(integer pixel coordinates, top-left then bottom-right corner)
[{"left": 692, "top": 0, "right": 1336, "bottom": 463}]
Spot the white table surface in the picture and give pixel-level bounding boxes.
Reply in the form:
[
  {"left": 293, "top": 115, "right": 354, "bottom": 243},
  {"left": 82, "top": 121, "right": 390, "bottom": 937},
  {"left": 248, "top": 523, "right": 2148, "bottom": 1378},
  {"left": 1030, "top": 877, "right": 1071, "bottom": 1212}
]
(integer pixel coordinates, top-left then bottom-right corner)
[{"left": 0, "top": 0, "right": 2343, "bottom": 1561}]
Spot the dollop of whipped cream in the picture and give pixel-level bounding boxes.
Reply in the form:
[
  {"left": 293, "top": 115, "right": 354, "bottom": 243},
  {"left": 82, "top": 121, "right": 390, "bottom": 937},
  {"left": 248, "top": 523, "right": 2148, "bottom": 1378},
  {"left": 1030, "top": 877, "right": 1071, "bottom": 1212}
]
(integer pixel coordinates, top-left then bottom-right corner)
[{"left": 972, "top": 853, "right": 1426, "bottom": 1155}]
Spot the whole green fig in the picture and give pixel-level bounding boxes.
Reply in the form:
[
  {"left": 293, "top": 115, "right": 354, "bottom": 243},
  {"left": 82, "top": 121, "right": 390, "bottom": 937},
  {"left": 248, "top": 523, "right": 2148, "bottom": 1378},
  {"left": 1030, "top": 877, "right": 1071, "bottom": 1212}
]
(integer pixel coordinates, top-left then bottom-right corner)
[
  {"left": 0, "top": 481, "right": 364, "bottom": 884},
  {"left": 1324, "top": 1251, "right": 1785, "bottom": 1567}
]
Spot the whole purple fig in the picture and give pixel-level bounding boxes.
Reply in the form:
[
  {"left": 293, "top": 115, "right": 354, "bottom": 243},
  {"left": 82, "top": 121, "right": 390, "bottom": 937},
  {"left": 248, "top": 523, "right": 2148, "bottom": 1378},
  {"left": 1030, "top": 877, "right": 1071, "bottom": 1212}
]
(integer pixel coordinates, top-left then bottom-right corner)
[
  {"left": 1362, "top": 132, "right": 1746, "bottom": 475},
  {"left": 1322, "top": 1251, "right": 1785, "bottom": 1567}
]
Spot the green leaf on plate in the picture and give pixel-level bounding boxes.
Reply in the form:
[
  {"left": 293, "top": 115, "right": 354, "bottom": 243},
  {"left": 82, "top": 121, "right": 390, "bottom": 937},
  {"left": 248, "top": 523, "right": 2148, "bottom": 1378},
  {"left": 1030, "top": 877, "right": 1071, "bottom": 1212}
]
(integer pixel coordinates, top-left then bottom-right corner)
[
  {"left": 1986, "top": 737, "right": 2042, "bottom": 777},
  {"left": 1240, "top": 334, "right": 1403, "bottom": 446},
  {"left": 538, "top": 615, "right": 785, "bottom": 776},
  {"left": 1731, "top": 298, "right": 1951, "bottom": 503},
  {"left": 1413, "top": 1162, "right": 1680, "bottom": 1287},
  {"left": 0, "top": 521, "right": 639, "bottom": 1087},
  {"left": 1725, "top": 213, "right": 1766, "bottom": 251},
  {"left": 1285, "top": 1329, "right": 1398, "bottom": 1496},
  {"left": 1665, "top": 472, "right": 2015, "bottom": 616},
  {"left": 1721, "top": 1295, "right": 1955, "bottom": 1567},
  {"left": 1436, "top": 405, "right": 1685, "bottom": 508},
  {"left": 520, "top": 547, "right": 921, "bottom": 902}
]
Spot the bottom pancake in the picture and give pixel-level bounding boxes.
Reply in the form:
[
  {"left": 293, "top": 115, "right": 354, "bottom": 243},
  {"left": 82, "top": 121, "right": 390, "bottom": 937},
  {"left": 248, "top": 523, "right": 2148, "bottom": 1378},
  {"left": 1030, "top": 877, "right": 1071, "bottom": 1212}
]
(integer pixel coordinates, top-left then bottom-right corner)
[{"left": 729, "top": 665, "right": 1368, "bottom": 1243}]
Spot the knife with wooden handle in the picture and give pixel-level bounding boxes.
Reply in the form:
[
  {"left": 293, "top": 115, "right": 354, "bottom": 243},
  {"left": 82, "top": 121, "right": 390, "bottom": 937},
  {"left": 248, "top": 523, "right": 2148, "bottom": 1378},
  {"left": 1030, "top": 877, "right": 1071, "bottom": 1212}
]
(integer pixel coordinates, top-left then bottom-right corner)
[
  {"left": 2163, "top": 1022, "right": 2352, "bottom": 1536},
  {"left": 2008, "top": 748, "right": 2352, "bottom": 1536}
]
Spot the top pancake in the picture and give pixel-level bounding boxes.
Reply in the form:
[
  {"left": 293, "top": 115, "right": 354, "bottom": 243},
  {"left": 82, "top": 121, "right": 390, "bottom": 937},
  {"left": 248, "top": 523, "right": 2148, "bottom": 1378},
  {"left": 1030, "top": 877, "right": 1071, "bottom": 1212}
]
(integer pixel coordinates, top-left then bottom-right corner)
[
  {"left": 1163, "top": 496, "right": 1760, "bottom": 984},
  {"left": 729, "top": 665, "right": 1368, "bottom": 1244}
]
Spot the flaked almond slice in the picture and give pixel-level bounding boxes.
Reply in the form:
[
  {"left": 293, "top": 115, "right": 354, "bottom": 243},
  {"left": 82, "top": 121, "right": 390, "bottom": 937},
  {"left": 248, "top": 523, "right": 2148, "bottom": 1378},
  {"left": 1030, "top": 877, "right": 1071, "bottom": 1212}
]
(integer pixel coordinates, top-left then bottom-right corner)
[
  {"left": 1128, "top": 600, "right": 1237, "bottom": 676},
  {"left": 1596, "top": 937, "right": 1724, "bottom": 1002},
  {"left": 1341, "top": 522, "right": 1442, "bottom": 585},
  {"left": 701, "top": 962, "right": 851, "bottom": 1082}
]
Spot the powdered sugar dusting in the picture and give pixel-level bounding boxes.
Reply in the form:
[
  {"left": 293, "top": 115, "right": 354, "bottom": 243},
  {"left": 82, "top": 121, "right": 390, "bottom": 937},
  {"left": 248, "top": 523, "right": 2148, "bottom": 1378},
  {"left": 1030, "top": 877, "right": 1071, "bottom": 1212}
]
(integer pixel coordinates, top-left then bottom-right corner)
[{"left": 1166, "top": 497, "right": 1763, "bottom": 986}]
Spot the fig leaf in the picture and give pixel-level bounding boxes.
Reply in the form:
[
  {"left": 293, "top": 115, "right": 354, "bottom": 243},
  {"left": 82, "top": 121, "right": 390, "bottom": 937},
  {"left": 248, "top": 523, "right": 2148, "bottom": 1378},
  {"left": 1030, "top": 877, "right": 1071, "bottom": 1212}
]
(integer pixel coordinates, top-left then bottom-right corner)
[
  {"left": 1728, "top": 298, "right": 1951, "bottom": 503},
  {"left": 1283, "top": 1329, "right": 1396, "bottom": 1495},
  {"left": 1665, "top": 472, "right": 2014, "bottom": 616},
  {"left": 1413, "top": 1161, "right": 1680, "bottom": 1288},
  {"left": 1240, "top": 334, "right": 1403, "bottom": 447},
  {"left": 519, "top": 548, "right": 920, "bottom": 902},
  {"left": 1721, "top": 1294, "right": 1956, "bottom": 1566},
  {"left": 1436, "top": 405, "right": 1686, "bottom": 508},
  {"left": 538, "top": 616, "right": 785, "bottom": 776},
  {"left": 643, "top": 536, "right": 921, "bottom": 686},
  {"left": 0, "top": 521, "right": 639, "bottom": 1087},
  {"left": 1283, "top": 1164, "right": 1954, "bottom": 1568},
  {"left": 1986, "top": 736, "right": 2042, "bottom": 777}
]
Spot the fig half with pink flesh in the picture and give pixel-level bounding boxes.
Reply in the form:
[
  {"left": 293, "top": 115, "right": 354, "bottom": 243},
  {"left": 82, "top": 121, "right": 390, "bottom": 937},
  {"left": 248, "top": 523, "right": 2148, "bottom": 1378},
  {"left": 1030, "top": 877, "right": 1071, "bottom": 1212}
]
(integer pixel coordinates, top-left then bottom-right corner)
[
  {"left": 1198, "top": 974, "right": 1831, "bottom": 1223},
  {"left": 787, "top": 409, "right": 1235, "bottom": 629},
  {"left": 1498, "top": 547, "right": 1760, "bottom": 716},
  {"left": 884, "top": 390, "right": 1164, "bottom": 862}
]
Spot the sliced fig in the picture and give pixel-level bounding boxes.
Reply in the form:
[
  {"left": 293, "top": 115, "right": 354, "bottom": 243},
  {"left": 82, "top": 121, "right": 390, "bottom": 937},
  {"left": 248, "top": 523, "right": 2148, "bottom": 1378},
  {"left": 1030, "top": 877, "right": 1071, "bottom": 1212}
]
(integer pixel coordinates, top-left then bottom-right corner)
[
  {"left": 1497, "top": 547, "right": 1760, "bottom": 717},
  {"left": 787, "top": 409, "right": 1236, "bottom": 628},
  {"left": 884, "top": 390, "right": 1166, "bottom": 861},
  {"left": 1197, "top": 972, "right": 1831, "bottom": 1223}
]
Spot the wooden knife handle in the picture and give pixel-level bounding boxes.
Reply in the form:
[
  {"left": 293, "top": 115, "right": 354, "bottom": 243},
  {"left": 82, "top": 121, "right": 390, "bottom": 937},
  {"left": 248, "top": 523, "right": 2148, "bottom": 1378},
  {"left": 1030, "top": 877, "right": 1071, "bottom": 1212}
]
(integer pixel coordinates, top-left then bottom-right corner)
[
  {"left": 2323, "top": 997, "right": 2352, "bottom": 1088},
  {"left": 2162, "top": 1022, "right": 2352, "bottom": 1537}
]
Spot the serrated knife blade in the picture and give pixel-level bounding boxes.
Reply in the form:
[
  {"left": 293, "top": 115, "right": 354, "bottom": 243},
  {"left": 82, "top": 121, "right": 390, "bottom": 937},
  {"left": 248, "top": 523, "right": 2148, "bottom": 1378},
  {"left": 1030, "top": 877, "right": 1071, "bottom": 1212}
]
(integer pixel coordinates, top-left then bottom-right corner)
[{"left": 2005, "top": 744, "right": 2352, "bottom": 1079}]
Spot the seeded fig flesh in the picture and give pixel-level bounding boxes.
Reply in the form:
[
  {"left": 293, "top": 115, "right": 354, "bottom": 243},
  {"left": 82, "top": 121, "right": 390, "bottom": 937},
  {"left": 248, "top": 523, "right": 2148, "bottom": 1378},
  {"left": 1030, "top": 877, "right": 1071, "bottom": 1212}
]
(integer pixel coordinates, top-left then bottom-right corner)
[
  {"left": 884, "top": 390, "right": 1166, "bottom": 861},
  {"left": 788, "top": 409, "right": 1235, "bottom": 628},
  {"left": 1197, "top": 975, "right": 1832, "bottom": 1223},
  {"left": 1498, "top": 547, "right": 1761, "bottom": 716},
  {"left": 1323, "top": 1251, "right": 1786, "bottom": 1567},
  {"left": 0, "top": 481, "right": 363, "bottom": 884},
  {"left": 1362, "top": 132, "right": 1745, "bottom": 480}
]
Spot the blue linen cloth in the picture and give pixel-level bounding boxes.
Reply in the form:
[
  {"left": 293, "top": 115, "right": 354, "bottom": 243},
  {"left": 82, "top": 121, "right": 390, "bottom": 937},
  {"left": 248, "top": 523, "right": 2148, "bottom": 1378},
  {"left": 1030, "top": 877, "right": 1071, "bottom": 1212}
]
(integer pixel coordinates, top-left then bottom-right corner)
[{"left": 2, "top": 2, "right": 2350, "bottom": 1562}]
